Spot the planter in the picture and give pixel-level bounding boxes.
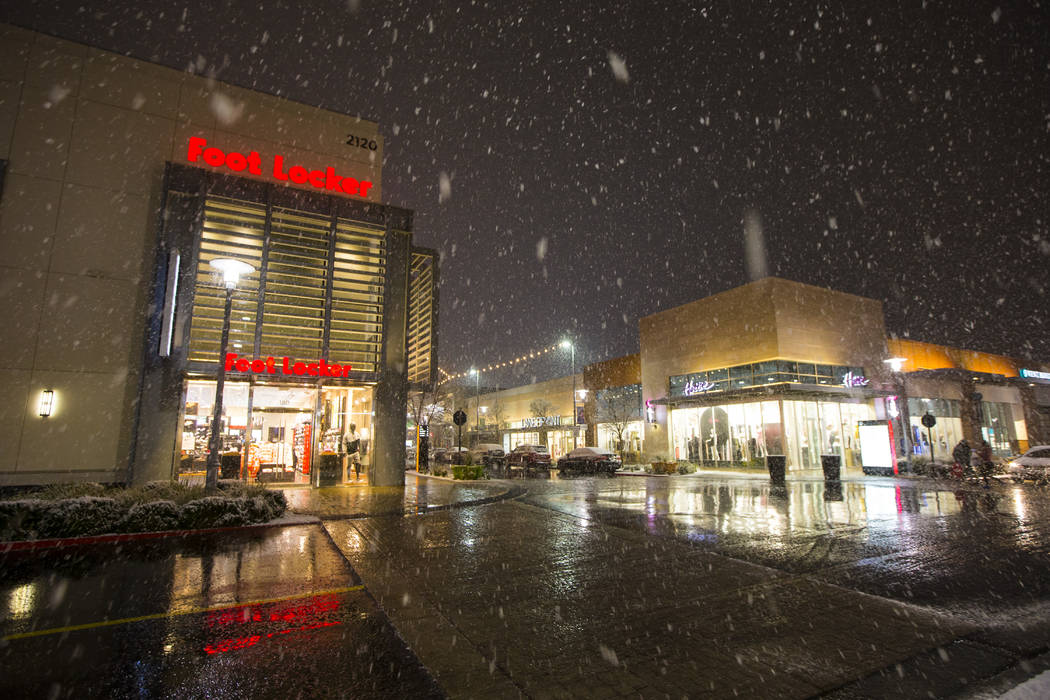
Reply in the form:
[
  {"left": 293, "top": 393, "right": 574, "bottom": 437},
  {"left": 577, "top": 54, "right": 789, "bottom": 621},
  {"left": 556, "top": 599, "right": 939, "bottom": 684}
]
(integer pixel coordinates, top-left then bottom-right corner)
[
  {"left": 766, "top": 455, "right": 786, "bottom": 484},
  {"left": 650, "top": 461, "right": 676, "bottom": 475}
]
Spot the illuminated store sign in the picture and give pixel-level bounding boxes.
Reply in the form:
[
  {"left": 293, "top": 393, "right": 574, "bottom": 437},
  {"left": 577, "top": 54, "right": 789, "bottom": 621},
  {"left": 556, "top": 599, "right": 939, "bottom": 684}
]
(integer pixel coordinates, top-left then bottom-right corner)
[
  {"left": 1021, "top": 368, "right": 1050, "bottom": 381},
  {"left": 521, "top": 416, "right": 561, "bottom": 428},
  {"left": 225, "top": 353, "right": 353, "bottom": 378},
  {"left": 682, "top": 379, "right": 715, "bottom": 396},
  {"left": 841, "top": 371, "right": 870, "bottom": 387},
  {"left": 187, "top": 137, "right": 374, "bottom": 198}
]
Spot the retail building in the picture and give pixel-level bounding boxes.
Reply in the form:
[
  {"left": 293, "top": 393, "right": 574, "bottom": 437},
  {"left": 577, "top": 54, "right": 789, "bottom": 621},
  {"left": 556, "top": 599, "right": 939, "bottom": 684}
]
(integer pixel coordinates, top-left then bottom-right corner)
[
  {"left": 0, "top": 25, "right": 437, "bottom": 487},
  {"left": 477, "top": 278, "right": 1049, "bottom": 474},
  {"left": 462, "top": 374, "right": 584, "bottom": 459}
]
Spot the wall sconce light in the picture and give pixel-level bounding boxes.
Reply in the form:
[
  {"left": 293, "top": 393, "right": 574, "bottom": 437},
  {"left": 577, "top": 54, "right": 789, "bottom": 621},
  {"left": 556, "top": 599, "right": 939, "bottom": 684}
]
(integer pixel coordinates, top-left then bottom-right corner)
[{"left": 38, "top": 390, "right": 55, "bottom": 417}]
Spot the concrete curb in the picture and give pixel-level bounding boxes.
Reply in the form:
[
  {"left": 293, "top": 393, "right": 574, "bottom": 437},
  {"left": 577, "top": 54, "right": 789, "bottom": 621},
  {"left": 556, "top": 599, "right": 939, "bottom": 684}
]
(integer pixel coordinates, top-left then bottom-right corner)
[{"left": 0, "top": 514, "right": 321, "bottom": 553}]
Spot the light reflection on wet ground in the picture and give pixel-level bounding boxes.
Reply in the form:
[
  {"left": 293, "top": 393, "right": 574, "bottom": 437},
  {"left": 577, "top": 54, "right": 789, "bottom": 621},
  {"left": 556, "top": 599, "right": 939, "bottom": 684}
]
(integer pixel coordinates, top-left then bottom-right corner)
[
  {"left": 280, "top": 473, "right": 506, "bottom": 517},
  {"left": 520, "top": 475, "right": 1050, "bottom": 629},
  {"left": 0, "top": 525, "right": 442, "bottom": 698}
]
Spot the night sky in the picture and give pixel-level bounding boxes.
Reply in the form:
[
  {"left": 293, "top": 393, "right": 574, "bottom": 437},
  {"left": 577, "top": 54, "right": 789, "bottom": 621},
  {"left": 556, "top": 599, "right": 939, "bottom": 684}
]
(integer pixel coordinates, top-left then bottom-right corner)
[{"left": 5, "top": 1, "right": 1048, "bottom": 385}]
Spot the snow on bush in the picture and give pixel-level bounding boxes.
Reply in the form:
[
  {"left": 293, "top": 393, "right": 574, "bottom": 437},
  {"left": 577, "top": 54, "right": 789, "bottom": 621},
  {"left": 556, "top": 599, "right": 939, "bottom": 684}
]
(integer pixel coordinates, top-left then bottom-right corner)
[
  {"left": 37, "top": 497, "right": 123, "bottom": 538},
  {"left": 0, "top": 483, "right": 288, "bottom": 541},
  {"left": 120, "top": 500, "right": 180, "bottom": 533},
  {"left": 179, "top": 496, "right": 251, "bottom": 529}
]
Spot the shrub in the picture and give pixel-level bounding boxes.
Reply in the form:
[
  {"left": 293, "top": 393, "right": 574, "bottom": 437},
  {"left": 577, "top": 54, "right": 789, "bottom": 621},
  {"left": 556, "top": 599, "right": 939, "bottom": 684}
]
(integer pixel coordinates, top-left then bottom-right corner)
[
  {"left": 677, "top": 462, "right": 696, "bottom": 475},
  {"left": 179, "top": 497, "right": 251, "bottom": 529},
  {"left": 0, "top": 500, "right": 47, "bottom": 540},
  {"left": 451, "top": 465, "right": 484, "bottom": 480},
  {"left": 432, "top": 467, "right": 449, "bottom": 477},
  {"left": 120, "top": 500, "right": 180, "bottom": 533},
  {"left": 37, "top": 497, "right": 123, "bottom": 538}
]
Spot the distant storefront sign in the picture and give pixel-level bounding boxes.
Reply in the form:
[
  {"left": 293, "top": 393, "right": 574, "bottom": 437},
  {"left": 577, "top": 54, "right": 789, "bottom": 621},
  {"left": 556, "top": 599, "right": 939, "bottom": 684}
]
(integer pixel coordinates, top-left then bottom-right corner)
[
  {"left": 1021, "top": 368, "right": 1050, "bottom": 381},
  {"left": 521, "top": 416, "right": 561, "bottom": 428}
]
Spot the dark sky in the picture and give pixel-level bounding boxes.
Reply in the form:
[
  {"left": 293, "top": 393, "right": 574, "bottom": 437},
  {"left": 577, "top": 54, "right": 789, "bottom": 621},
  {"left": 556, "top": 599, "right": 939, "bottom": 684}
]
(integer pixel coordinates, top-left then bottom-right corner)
[{"left": 5, "top": 1, "right": 1048, "bottom": 385}]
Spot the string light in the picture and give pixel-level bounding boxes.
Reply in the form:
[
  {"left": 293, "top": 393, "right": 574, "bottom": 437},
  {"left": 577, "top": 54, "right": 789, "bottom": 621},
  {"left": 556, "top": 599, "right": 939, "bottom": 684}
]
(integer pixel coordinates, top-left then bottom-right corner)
[{"left": 437, "top": 343, "right": 564, "bottom": 383}]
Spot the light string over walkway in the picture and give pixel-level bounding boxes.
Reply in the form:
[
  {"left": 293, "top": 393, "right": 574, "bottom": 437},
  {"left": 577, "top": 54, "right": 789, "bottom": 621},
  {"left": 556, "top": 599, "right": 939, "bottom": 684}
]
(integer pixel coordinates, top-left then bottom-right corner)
[{"left": 438, "top": 344, "right": 563, "bottom": 384}]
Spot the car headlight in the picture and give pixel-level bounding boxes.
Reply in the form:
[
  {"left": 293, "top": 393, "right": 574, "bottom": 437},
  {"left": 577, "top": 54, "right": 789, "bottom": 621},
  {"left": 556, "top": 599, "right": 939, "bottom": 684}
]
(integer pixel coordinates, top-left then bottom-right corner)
[{"left": 1008, "top": 461, "right": 1019, "bottom": 470}]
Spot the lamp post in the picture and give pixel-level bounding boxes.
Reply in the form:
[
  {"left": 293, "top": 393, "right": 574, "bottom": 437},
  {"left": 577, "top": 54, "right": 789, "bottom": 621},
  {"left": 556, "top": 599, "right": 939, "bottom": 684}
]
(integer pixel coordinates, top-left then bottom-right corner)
[
  {"left": 206, "top": 257, "right": 255, "bottom": 491},
  {"left": 469, "top": 368, "right": 480, "bottom": 446},
  {"left": 560, "top": 340, "right": 577, "bottom": 449}
]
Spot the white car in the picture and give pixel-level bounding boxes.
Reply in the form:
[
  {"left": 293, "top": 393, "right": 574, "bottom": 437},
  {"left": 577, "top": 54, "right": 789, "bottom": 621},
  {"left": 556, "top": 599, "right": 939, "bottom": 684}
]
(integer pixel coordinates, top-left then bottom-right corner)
[{"left": 1005, "top": 446, "right": 1050, "bottom": 482}]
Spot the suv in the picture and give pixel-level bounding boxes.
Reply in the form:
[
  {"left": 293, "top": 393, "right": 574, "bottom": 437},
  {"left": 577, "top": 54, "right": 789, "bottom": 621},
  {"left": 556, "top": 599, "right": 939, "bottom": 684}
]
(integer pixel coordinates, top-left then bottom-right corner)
[{"left": 506, "top": 444, "right": 552, "bottom": 476}]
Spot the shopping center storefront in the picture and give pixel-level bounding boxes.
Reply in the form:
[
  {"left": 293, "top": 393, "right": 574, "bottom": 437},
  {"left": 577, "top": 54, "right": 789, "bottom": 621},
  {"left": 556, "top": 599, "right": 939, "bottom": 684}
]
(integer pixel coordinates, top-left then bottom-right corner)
[
  {"left": 661, "top": 361, "right": 883, "bottom": 472},
  {"left": 0, "top": 25, "right": 437, "bottom": 487},
  {"left": 139, "top": 164, "right": 435, "bottom": 486}
]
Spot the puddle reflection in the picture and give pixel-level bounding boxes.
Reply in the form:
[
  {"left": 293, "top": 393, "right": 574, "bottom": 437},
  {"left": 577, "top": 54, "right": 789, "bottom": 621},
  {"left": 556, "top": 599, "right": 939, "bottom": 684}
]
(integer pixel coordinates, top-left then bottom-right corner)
[{"left": 547, "top": 479, "right": 1016, "bottom": 539}]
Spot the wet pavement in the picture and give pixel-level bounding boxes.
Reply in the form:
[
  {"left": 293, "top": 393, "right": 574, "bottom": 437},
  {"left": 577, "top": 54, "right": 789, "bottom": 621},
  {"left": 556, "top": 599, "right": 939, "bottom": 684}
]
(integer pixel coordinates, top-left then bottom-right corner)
[
  {"left": 324, "top": 474, "right": 1050, "bottom": 698},
  {"left": 0, "top": 525, "right": 442, "bottom": 698},
  {"left": 3, "top": 472, "right": 1049, "bottom": 698},
  {"left": 279, "top": 473, "right": 514, "bottom": 518}
]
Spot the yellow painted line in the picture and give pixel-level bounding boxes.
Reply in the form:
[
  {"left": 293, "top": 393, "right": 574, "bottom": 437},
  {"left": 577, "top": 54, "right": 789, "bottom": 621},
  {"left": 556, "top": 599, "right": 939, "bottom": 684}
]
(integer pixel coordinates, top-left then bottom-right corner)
[{"left": 2, "top": 584, "right": 365, "bottom": 642}]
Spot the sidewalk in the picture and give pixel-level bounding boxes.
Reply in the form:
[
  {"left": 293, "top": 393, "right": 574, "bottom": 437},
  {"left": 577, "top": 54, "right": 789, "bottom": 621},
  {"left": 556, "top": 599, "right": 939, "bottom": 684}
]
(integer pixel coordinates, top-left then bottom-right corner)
[{"left": 277, "top": 472, "right": 521, "bottom": 519}]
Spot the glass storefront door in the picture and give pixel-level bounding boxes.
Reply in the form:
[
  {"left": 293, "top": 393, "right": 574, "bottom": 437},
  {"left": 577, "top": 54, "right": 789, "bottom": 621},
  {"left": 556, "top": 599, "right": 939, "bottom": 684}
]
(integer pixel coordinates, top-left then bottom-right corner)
[{"left": 179, "top": 380, "right": 373, "bottom": 484}]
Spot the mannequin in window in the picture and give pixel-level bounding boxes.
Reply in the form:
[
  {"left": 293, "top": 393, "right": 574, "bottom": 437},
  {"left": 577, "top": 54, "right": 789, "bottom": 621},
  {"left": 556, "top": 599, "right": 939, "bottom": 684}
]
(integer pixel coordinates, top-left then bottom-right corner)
[{"left": 345, "top": 423, "right": 361, "bottom": 481}]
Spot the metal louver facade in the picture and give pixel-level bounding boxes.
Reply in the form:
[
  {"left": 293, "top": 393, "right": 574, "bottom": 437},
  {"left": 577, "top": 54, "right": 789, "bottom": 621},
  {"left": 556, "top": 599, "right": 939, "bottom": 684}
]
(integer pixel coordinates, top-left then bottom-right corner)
[
  {"left": 407, "top": 248, "right": 438, "bottom": 386},
  {"left": 158, "top": 162, "right": 404, "bottom": 381}
]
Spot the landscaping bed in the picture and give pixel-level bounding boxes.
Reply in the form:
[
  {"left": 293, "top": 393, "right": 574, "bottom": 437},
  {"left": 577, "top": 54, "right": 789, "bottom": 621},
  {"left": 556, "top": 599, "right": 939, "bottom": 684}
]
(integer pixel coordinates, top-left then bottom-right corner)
[{"left": 0, "top": 480, "right": 287, "bottom": 542}]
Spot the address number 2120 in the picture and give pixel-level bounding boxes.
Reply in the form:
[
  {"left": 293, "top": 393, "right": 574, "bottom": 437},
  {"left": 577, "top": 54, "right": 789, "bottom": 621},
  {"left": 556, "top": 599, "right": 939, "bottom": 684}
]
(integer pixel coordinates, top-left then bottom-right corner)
[{"left": 346, "top": 134, "right": 378, "bottom": 151}]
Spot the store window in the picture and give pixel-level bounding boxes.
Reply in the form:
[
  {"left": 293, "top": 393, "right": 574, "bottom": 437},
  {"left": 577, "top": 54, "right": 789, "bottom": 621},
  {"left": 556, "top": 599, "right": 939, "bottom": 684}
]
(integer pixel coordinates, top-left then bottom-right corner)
[
  {"left": 670, "top": 401, "right": 782, "bottom": 466},
  {"left": 782, "top": 400, "right": 873, "bottom": 470},
  {"left": 179, "top": 380, "right": 373, "bottom": 484},
  {"left": 980, "top": 401, "right": 1017, "bottom": 456},
  {"left": 596, "top": 421, "right": 644, "bottom": 456},
  {"left": 907, "top": 398, "right": 963, "bottom": 461}
]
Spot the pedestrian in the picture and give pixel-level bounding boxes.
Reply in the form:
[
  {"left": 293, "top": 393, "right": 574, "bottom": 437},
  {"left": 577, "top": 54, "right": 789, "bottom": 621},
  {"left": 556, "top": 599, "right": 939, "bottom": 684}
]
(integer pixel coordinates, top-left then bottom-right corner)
[
  {"left": 345, "top": 424, "right": 361, "bottom": 481},
  {"left": 977, "top": 439, "right": 994, "bottom": 487},
  {"left": 951, "top": 439, "right": 970, "bottom": 479}
]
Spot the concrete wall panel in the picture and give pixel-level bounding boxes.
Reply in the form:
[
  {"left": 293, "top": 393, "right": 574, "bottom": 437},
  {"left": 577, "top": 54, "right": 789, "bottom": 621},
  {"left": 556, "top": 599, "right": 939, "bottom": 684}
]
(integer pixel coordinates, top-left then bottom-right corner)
[{"left": 0, "top": 172, "right": 62, "bottom": 271}]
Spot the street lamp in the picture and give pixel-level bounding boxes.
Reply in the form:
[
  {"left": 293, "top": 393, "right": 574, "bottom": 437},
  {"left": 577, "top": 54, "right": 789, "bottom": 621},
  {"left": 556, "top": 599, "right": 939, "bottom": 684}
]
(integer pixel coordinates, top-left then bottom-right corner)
[
  {"left": 560, "top": 340, "right": 577, "bottom": 449},
  {"left": 469, "top": 368, "right": 480, "bottom": 445},
  {"left": 206, "top": 257, "right": 255, "bottom": 490}
]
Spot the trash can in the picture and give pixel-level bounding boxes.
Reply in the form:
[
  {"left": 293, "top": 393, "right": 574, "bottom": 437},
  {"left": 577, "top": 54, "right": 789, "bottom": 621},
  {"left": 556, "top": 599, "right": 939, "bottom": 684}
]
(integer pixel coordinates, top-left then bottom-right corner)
[
  {"left": 317, "top": 453, "right": 343, "bottom": 486},
  {"left": 220, "top": 453, "right": 241, "bottom": 480},
  {"left": 766, "top": 455, "right": 786, "bottom": 485},
  {"left": 820, "top": 454, "right": 841, "bottom": 482}
]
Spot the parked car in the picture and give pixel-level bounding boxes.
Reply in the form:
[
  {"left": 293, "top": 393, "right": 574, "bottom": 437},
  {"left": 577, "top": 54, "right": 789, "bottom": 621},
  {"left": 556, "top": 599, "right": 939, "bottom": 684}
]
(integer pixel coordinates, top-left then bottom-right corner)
[
  {"left": 506, "top": 444, "right": 552, "bottom": 475},
  {"left": 471, "top": 443, "right": 506, "bottom": 470},
  {"left": 1004, "top": 446, "right": 1050, "bottom": 482},
  {"left": 433, "top": 446, "right": 470, "bottom": 465},
  {"left": 557, "top": 446, "right": 621, "bottom": 476}
]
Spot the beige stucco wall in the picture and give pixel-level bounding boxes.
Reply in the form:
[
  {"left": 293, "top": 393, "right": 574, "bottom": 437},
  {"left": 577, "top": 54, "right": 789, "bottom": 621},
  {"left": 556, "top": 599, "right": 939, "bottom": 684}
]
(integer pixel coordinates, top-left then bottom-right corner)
[{"left": 0, "top": 24, "right": 383, "bottom": 484}]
